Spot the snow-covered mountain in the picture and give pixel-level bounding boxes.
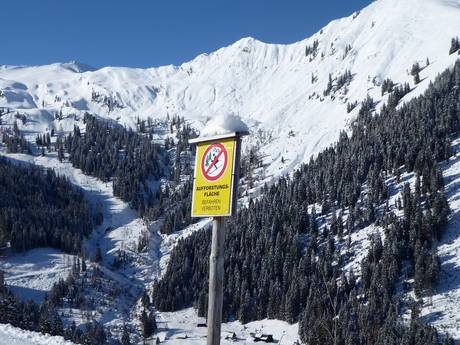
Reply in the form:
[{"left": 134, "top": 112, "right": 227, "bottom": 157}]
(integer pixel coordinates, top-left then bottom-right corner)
[
  {"left": 2, "top": 0, "right": 460, "bottom": 343},
  {"left": 1, "top": 0, "right": 460, "bottom": 179}
]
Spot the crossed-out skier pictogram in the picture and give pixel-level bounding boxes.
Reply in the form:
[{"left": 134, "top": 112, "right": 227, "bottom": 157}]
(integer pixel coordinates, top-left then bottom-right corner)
[{"left": 201, "top": 143, "right": 228, "bottom": 182}]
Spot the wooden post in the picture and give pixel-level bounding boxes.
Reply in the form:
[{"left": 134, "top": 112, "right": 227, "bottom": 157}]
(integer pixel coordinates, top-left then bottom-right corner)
[
  {"left": 207, "top": 216, "right": 225, "bottom": 345},
  {"left": 189, "top": 131, "right": 247, "bottom": 345}
]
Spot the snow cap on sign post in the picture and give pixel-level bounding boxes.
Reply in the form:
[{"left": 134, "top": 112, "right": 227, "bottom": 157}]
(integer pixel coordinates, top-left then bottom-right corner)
[
  {"left": 200, "top": 113, "right": 249, "bottom": 137},
  {"left": 189, "top": 113, "right": 249, "bottom": 144}
]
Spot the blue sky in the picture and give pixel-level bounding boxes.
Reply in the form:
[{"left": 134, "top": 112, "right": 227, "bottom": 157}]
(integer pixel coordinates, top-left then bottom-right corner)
[{"left": 2, "top": 0, "right": 372, "bottom": 68}]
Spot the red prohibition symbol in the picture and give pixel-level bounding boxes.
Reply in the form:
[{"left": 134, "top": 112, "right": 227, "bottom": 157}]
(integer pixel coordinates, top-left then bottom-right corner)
[{"left": 201, "top": 143, "right": 228, "bottom": 182}]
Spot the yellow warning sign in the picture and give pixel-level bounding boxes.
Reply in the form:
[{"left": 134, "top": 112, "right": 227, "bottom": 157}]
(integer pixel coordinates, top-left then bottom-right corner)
[{"left": 191, "top": 137, "right": 237, "bottom": 217}]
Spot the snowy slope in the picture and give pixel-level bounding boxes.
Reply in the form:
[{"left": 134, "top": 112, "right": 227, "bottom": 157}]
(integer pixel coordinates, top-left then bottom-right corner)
[
  {"left": 155, "top": 308, "right": 299, "bottom": 344},
  {"left": 422, "top": 137, "right": 460, "bottom": 341},
  {"left": 0, "top": 248, "right": 76, "bottom": 302},
  {"left": 0, "top": 149, "right": 213, "bottom": 341},
  {"left": 1, "top": 0, "right": 460, "bottom": 180},
  {"left": 1, "top": 0, "right": 460, "bottom": 342},
  {"left": 0, "top": 324, "right": 75, "bottom": 345}
]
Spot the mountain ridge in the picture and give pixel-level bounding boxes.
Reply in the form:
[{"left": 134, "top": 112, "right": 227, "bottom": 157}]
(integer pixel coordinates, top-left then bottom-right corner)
[{"left": 1, "top": 0, "right": 460, "bottom": 186}]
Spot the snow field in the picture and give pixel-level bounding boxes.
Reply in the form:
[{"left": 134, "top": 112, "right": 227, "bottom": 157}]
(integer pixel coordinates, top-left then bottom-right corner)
[
  {"left": 156, "top": 308, "right": 299, "bottom": 345},
  {"left": 0, "top": 323, "right": 75, "bottom": 345},
  {"left": 0, "top": 248, "right": 76, "bottom": 302}
]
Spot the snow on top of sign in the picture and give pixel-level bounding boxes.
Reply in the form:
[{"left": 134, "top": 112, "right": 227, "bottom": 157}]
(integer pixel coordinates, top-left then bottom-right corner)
[{"left": 200, "top": 114, "right": 249, "bottom": 137}]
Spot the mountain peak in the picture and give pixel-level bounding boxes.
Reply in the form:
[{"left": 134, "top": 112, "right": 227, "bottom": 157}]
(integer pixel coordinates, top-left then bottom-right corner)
[
  {"left": 59, "top": 61, "right": 96, "bottom": 73},
  {"left": 233, "top": 36, "right": 263, "bottom": 47}
]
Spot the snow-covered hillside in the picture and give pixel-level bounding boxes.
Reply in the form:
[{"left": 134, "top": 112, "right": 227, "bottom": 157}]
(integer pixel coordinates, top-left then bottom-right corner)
[
  {"left": 1, "top": 0, "right": 460, "bottom": 343},
  {"left": 0, "top": 248, "right": 77, "bottom": 302},
  {"left": 1, "top": 0, "right": 460, "bottom": 179}
]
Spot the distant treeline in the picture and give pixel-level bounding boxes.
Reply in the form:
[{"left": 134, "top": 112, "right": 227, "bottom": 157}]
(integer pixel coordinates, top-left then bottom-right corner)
[{"left": 0, "top": 157, "right": 92, "bottom": 253}]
